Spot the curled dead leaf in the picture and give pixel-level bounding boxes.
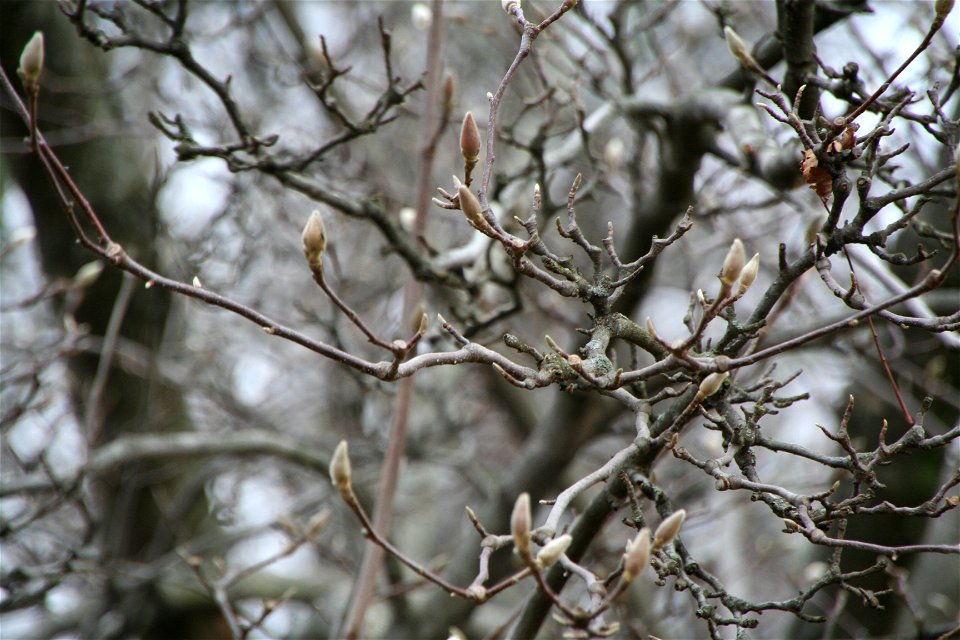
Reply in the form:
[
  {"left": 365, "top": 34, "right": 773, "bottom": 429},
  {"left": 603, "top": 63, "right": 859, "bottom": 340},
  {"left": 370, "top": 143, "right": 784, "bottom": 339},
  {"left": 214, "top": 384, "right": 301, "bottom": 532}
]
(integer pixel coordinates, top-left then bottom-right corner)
[{"left": 801, "top": 149, "right": 832, "bottom": 207}]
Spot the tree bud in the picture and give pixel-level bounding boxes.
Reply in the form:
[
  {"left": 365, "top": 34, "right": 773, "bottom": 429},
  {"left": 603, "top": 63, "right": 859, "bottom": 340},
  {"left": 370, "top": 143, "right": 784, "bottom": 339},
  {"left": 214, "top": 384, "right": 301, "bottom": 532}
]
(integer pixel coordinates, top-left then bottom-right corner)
[
  {"left": 723, "top": 26, "right": 757, "bottom": 71},
  {"left": 458, "top": 185, "right": 488, "bottom": 232},
  {"left": 622, "top": 528, "right": 651, "bottom": 582},
  {"left": 302, "top": 210, "right": 327, "bottom": 269},
  {"left": 501, "top": 0, "right": 520, "bottom": 13},
  {"left": 460, "top": 112, "right": 481, "bottom": 165},
  {"left": 329, "top": 440, "right": 353, "bottom": 498},
  {"left": 697, "top": 372, "right": 728, "bottom": 399},
  {"left": 18, "top": 32, "right": 44, "bottom": 92},
  {"left": 465, "top": 585, "right": 487, "bottom": 602},
  {"left": 737, "top": 253, "right": 760, "bottom": 295},
  {"left": 536, "top": 534, "right": 572, "bottom": 568},
  {"left": 417, "top": 311, "right": 429, "bottom": 336},
  {"left": 511, "top": 492, "right": 532, "bottom": 559},
  {"left": 653, "top": 509, "right": 686, "bottom": 550},
  {"left": 442, "top": 72, "right": 455, "bottom": 113},
  {"left": 719, "top": 237, "right": 746, "bottom": 289}
]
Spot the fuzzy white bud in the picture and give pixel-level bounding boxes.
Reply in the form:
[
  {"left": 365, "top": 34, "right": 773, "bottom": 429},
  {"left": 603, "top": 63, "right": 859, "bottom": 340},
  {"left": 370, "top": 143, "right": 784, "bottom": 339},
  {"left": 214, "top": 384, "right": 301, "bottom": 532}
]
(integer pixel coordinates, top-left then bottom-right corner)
[
  {"left": 622, "top": 528, "right": 651, "bottom": 582},
  {"left": 653, "top": 509, "right": 686, "bottom": 550},
  {"left": 329, "top": 440, "right": 353, "bottom": 498},
  {"left": 697, "top": 372, "right": 729, "bottom": 399},
  {"left": 18, "top": 32, "right": 44, "bottom": 92},
  {"left": 511, "top": 492, "right": 532, "bottom": 559},
  {"left": 719, "top": 238, "right": 746, "bottom": 287},
  {"left": 302, "top": 210, "right": 327, "bottom": 269},
  {"left": 737, "top": 253, "right": 760, "bottom": 295},
  {"left": 536, "top": 534, "right": 572, "bottom": 568}
]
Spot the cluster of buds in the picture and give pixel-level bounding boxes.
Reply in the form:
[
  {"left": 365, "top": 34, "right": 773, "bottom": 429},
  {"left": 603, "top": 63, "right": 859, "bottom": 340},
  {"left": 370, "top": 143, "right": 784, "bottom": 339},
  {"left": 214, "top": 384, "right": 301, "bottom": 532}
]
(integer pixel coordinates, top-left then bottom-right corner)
[
  {"left": 717, "top": 237, "right": 759, "bottom": 299},
  {"left": 622, "top": 510, "right": 687, "bottom": 587}
]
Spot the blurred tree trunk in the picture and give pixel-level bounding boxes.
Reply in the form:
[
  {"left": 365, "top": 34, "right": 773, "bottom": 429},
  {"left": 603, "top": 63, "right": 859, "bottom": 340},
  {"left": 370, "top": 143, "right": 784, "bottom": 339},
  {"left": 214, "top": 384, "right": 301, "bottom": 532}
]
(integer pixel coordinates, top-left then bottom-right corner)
[{"left": 2, "top": 4, "right": 210, "bottom": 637}]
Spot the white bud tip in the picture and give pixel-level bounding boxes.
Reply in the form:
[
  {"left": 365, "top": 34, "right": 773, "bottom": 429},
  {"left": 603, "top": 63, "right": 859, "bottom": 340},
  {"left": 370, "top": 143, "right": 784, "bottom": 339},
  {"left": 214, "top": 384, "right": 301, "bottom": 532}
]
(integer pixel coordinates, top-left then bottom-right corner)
[
  {"left": 698, "top": 371, "right": 729, "bottom": 398},
  {"left": 623, "top": 528, "right": 651, "bottom": 582},
  {"left": 329, "top": 440, "right": 352, "bottom": 494},
  {"left": 511, "top": 492, "right": 532, "bottom": 556},
  {"left": 536, "top": 534, "right": 572, "bottom": 568},
  {"left": 719, "top": 238, "right": 747, "bottom": 287},
  {"left": 653, "top": 509, "right": 687, "bottom": 549},
  {"left": 18, "top": 32, "right": 44, "bottom": 88}
]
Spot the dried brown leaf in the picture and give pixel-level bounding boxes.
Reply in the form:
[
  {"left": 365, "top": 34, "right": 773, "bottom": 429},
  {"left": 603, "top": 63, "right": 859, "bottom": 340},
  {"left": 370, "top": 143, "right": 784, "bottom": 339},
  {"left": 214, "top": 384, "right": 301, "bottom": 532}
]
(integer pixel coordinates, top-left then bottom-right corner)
[{"left": 801, "top": 149, "right": 832, "bottom": 206}]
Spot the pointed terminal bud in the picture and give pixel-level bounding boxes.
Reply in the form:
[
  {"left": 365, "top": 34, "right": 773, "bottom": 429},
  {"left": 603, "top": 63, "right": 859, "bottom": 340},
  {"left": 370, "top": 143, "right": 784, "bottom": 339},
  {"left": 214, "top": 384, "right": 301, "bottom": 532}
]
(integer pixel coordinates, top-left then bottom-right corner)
[
  {"left": 442, "top": 72, "right": 455, "bottom": 113},
  {"left": 653, "top": 509, "right": 686, "bottom": 550},
  {"left": 697, "top": 372, "right": 728, "bottom": 399},
  {"left": 460, "top": 112, "right": 481, "bottom": 165},
  {"left": 302, "top": 210, "right": 327, "bottom": 270},
  {"left": 622, "top": 528, "right": 651, "bottom": 583},
  {"left": 417, "top": 311, "right": 429, "bottom": 336},
  {"left": 458, "top": 185, "right": 488, "bottom": 232},
  {"left": 329, "top": 440, "right": 353, "bottom": 498},
  {"left": 18, "top": 32, "right": 44, "bottom": 93},
  {"left": 718, "top": 238, "right": 746, "bottom": 294},
  {"left": 511, "top": 492, "right": 532, "bottom": 559},
  {"left": 192, "top": 275, "right": 203, "bottom": 288},
  {"left": 536, "top": 534, "right": 572, "bottom": 568},
  {"left": 737, "top": 253, "right": 760, "bottom": 295},
  {"left": 723, "top": 26, "right": 757, "bottom": 72}
]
